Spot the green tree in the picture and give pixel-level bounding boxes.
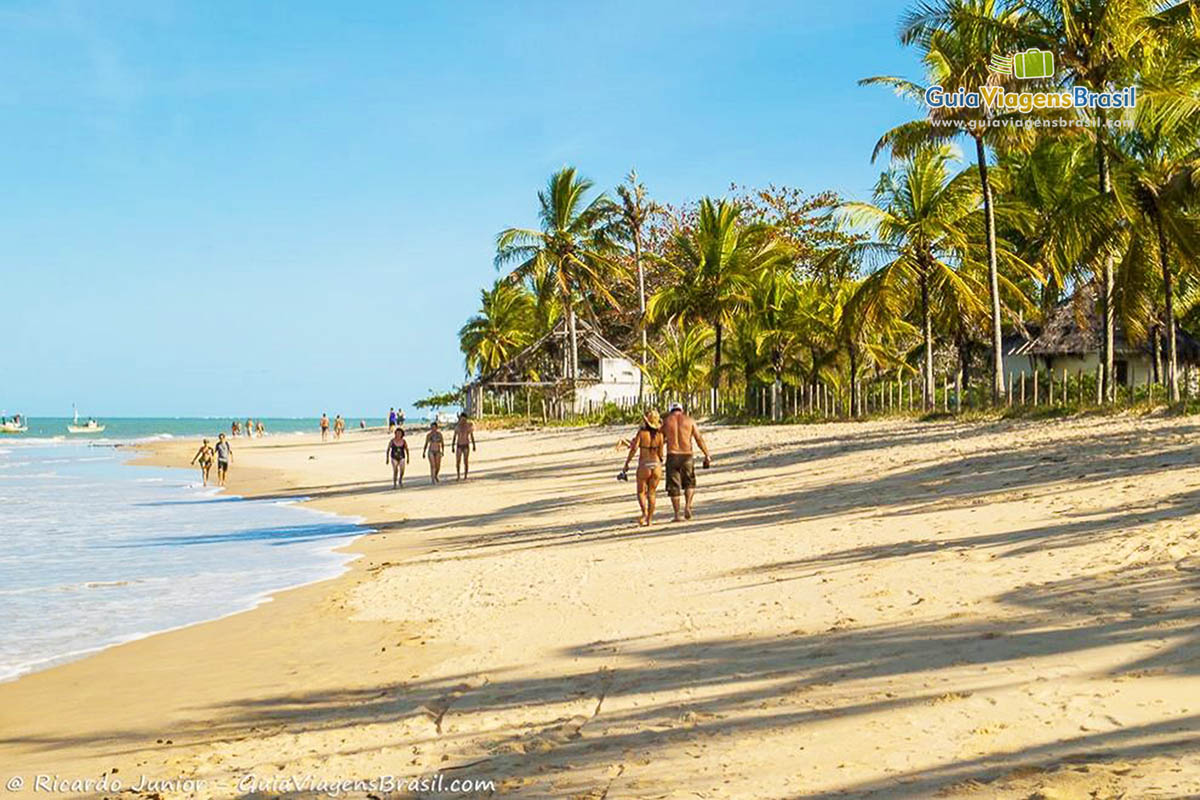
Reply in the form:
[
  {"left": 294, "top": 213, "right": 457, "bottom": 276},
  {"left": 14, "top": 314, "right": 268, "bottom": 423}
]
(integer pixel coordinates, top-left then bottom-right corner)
[
  {"left": 832, "top": 146, "right": 985, "bottom": 409},
  {"left": 458, "top": 280, "right": 536, "bottom": 375},
  {"left": 495, "top": 167, "right": 620, "bottom": 384},
  {"left": 867, "top": 0, "right": 1029, "bottom": 404},
  {"left": 648, "top": 325, "right": 713, "bottom": 398},
  {"left": 614, "top": 169, "right": 663, "bottom": 398},
  {"left": 648, "top": 198, "right": 791, "bottom": 408}
]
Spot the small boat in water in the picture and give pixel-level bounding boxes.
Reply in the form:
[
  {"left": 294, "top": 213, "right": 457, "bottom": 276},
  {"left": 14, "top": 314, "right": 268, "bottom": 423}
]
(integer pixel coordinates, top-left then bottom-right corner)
[
  {"left": 67, "top": 406, "right": 105, "bottom": 434},
  {"left": 0, "top": 415, "right": 27, "bottom": 434}
]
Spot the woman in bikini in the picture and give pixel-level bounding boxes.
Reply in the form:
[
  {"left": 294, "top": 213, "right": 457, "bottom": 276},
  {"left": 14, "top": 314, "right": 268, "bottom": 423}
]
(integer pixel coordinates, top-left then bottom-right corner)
[
  {"left": 191, "top": 439, "right": 215, "bottom": 487},
  {"left": 620, "top": 409, "right": 666, "bottom": 526}
]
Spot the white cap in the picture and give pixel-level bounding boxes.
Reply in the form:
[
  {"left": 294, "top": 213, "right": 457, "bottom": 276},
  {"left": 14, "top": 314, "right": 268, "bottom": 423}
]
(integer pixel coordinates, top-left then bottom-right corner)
[{"left": 668, "top": 402, "right": 683, "bottom": 412}]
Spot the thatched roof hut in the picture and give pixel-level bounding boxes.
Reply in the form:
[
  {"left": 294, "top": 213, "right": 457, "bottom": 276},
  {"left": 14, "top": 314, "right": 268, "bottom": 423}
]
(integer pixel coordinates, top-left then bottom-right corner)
[{"left": 1013, "top": 285, "right": 1200, "bottom": 364}]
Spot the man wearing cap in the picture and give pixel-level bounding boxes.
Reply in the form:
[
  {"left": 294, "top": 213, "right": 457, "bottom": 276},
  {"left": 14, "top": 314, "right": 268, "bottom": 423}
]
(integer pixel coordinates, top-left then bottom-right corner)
[{"left": 661, "top": 402, "right": 712, "bottom": 521}]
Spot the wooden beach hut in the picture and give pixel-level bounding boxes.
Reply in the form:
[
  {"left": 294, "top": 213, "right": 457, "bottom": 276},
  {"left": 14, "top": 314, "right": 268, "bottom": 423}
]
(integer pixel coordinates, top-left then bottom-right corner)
[
  {"left": 1009, "top": 286, "right": 1200, "bottom": 387},
  {"left": 463, "top": 317, "right": 641, "bottom": 417}
]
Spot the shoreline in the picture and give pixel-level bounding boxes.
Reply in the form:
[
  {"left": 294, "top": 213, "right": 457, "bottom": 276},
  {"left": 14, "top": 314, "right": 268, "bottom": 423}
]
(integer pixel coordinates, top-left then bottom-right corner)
[{"left": 2, "top": 417, "right": 1199, "bottom": 798}]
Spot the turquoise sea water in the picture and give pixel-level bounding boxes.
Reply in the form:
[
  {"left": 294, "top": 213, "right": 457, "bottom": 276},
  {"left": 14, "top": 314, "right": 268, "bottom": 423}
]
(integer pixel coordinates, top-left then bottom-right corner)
[{"left": 0, "top": 419, "right": 376, "bottom": 682}]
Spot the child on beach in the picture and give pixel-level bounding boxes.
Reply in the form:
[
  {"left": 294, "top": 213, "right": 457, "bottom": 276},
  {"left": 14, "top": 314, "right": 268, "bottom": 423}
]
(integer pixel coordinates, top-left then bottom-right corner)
[
  {"left": 386, "top": 428, "right": 409, "bottom": 488},
  {"left": 191, "top": 439, "right": 215, "bottom": 487}
]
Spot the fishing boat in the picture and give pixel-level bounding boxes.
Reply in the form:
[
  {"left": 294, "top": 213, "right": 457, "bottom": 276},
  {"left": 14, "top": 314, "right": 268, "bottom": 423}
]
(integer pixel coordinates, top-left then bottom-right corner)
[
  {"left": 67, "top": 406, "right": 105, "bottom": 434},
  {"left": 0, "top": 414, "right": 27, "bottom": 434}
]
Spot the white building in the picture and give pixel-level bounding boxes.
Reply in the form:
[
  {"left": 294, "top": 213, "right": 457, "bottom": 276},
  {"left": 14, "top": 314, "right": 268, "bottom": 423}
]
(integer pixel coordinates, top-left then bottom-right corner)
[{"left": 463, "top": 317, "right": 642, "bottom": 417}]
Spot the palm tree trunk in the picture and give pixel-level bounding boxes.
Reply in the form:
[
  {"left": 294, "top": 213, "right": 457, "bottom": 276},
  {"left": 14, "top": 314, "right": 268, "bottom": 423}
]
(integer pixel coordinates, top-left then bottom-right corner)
[
  {"left": 772, "top": 347, "right": 782, "bottom": 422},
  {"left": 1155, "top": 212, "right": 1180, "bottom": 402},
  {"left": 920, "top": 269, "right": 934, "bottom": 411},
  {"left": 1097, "top": 109, "right": 1115, "bottom": 403},
  {"left": 567, "top": 304, "right": 579, "bottom": 384},
  {"left": 975, "top": 135, "right": 1005, "bottom": 405},
  {"left": 848, "top": 344, "right": 860, "bottom": 417},
  {"left": 712, "top": 321, "right": 723, "bottom": 411},
  {"left": 635, "top": 232, "right": 647, "bottom": 403}
]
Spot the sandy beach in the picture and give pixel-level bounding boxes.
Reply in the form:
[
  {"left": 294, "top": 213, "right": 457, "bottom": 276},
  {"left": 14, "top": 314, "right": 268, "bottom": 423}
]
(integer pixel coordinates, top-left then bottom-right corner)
[{"left": 2, "top": 416, "right": 1199, "bottom": 799}]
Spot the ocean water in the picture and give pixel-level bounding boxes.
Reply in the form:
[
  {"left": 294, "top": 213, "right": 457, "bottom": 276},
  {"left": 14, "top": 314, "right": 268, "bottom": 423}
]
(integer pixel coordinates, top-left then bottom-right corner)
[{"left": 0, "top": 426, "right": 372, "bottom": 682}]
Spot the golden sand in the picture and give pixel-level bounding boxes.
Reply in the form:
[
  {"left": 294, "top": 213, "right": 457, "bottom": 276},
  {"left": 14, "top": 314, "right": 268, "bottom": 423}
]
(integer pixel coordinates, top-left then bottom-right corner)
[{"left": 2, "top": 417, "right": 1198, "bottom": 798}]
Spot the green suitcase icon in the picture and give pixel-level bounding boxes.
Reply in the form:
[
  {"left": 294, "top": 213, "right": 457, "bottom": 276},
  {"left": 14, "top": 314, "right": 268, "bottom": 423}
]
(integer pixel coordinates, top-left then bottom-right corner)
[{"left": 1014, "top": 49, "right": 1054, "bottom": 79}]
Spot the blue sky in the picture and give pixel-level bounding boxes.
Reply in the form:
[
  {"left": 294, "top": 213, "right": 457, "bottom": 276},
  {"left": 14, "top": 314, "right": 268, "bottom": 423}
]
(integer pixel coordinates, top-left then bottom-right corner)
[{"left": 1, "top": 0, "right": 922, "bottom": 418}]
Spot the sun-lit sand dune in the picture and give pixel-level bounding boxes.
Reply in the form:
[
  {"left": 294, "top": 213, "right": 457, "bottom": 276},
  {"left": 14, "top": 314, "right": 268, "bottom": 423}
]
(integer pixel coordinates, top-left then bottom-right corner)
[{"left": 2, "top": 416, "right": 1198, "bottom": 798}]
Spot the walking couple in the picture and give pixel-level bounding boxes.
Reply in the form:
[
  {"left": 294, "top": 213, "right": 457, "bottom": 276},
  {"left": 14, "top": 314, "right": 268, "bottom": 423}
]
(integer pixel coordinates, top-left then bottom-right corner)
[{"left": 621, "top": 402, "right": 712, "bottom": 526}]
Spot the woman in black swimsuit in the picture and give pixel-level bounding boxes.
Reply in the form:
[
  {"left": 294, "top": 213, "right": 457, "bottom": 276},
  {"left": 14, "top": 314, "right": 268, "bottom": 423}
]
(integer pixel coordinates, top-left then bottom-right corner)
[{"left": 386, "top": 428, "right": 409, "bottom": 489}]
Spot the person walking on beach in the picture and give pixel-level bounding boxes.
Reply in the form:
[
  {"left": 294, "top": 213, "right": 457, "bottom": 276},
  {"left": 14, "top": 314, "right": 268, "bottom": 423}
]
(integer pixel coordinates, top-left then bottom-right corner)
[
  {"left": 231, "top": 420, "right": 240, "bottom": 437},
  {"left": 334, "top": 414, "right": 345, "bottom": 439},
  {"left": 388, "top": 408, "right": 397, "bottom": 431},
  {"left": 191, "top": 439, "right": 215, "bottom": 486},
  {"left": 386, "top": 427, "right": 410, "bottom": 488},
  {"left": 620, "top": 409, "right": 666, "bottom": 526},
  {"left": 320, "top": 413, "right": 329, "bottom": 441},
  {"left": 452, "top": 412, "right": 476, "bottom": 480},
  {"left": 661, "top": 402, "right": 712, "bottom": 522},
  {"left": 214, "top": 433, "right": 233, "bottom": 487},
  {"left": 423, "top": 421, "right": 445, "bottom": 483},
  {"left": 256, "top": 420, "right": 265, "bottom": 437},
  {"left": 245, "top": 418, "right": 254, "bottom": 438}
]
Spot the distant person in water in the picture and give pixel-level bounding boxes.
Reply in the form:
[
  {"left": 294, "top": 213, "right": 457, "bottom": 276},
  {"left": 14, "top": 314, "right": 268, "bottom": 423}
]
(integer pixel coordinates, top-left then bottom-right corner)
[
  {"left": 320, "top": 413, "right": 329, "bottom": 441},
  {"left": 661, "top": 402, "right": 712, "bottom": 522},
  {"left": 452, "top": 412, "right": 476, "bottom": 480},
  {"left": 388, "top": 408, "right": 397, "bottom": 432},
  {"left": 231, "top": 420, "right": 240, "bottom": 437},
  {"left": 191, "top": 439, "right": 215, "bottom": 486},
  {"left": 360, "top": 419, "right": 366, "bottom": 430},
  {"left": 621, "top": 409, "right": 665, "bottom": 526},
  {"left": 214, "top": 433, "right": 233, "bottom": 487},
  {"left": 386, "top": 427, "right": 410, "bottom": 488},
  {"left": 334, "top": 414, "right": 345, "bottom": 439},
  {"left": 256, "top": 420, "right": 265, "bottom": 437},
  {"left": 423, "top": 421, "right": 445, "bottom": 483}
]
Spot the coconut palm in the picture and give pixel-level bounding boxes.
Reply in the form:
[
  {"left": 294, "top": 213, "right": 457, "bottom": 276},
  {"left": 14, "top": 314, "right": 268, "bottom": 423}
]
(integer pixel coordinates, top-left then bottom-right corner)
[
  {"left": 614, "top": 169, "right": 663, "bottom": 398},
  {"left": 1112, "top": 44, "right": 1200, "bottom": 401},
  {"left": 648, "top": 198, "right": 792, "bottom": 409},
  {"left": 495, "top": 167, "right": 619, "bottom": 384},
  {"left": 831, "top": 145, "right": 985, "bottom": 409},
  {"left": 648, "top": 325, "right": 713, "bottom": 399},
  {"left": 866, "top": 0, "right": 1030, "bottom": 404},
  {"left": 458, "top": 280, "right": 537, "bottom": 375}
]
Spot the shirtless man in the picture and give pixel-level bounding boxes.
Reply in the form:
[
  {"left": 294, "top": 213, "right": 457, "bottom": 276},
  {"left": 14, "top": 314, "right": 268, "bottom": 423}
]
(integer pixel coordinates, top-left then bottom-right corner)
[
  {"left": 451, "top": 412, "right": 476, "bottom": 480},
  {"left": 661, "top": 402, "right": 712, "bottom": 522},
  {"left": 320, "top": 413, "right": 329, "bottom": 441},
  {"left": 423, "top": 421, "right": 445, "bottom": 483}
]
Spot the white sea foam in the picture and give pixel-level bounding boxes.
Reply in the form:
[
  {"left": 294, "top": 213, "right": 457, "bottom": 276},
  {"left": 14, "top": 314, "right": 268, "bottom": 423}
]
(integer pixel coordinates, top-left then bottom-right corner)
[{"left": 0, "top": 442, "right": 368, "bottom": 683}]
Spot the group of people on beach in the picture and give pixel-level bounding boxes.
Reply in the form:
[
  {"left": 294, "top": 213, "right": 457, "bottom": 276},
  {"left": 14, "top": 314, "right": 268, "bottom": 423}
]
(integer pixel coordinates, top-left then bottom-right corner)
[
  {"left": 620, "top": 402, "right": 712, "bottom": 526},
  {"left": 385, "top": 413, "right": 475, "bottom": 488},
  {"left": 231, "top": 419, "right": 265, "bottom": 438},
  {"left": 319, "top": 413, "right": 348, "bottom": 441}
]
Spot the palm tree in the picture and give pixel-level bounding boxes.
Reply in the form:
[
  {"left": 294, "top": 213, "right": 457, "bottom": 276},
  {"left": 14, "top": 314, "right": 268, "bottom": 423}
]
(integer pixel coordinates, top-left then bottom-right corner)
[
  {"left": 614, "top": 170, "right": 662, "bottom": 399},
  {"left": 495, "top": 167, "right": 619, "bottom": 384},
  {"left": 458, "top": 280, "right": 536, "bottom": 375},
  {"left": 866, "top": 0, "right": 1029, "bottom": 404},
  {"left": 1112, "top": 43, "right": 1200, "bottom": 401},
  {"left": 648, "top": 198, "right": 791, "bottom": 409},
  {"left": 934, "top": 0, "right": 1189, "bottom": 400},
  {"left": 648, "top": 325, "right": 713, "bottom": 399},
  {"left": 832, "top": 146, "right": 985, "bottom": 409}
]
